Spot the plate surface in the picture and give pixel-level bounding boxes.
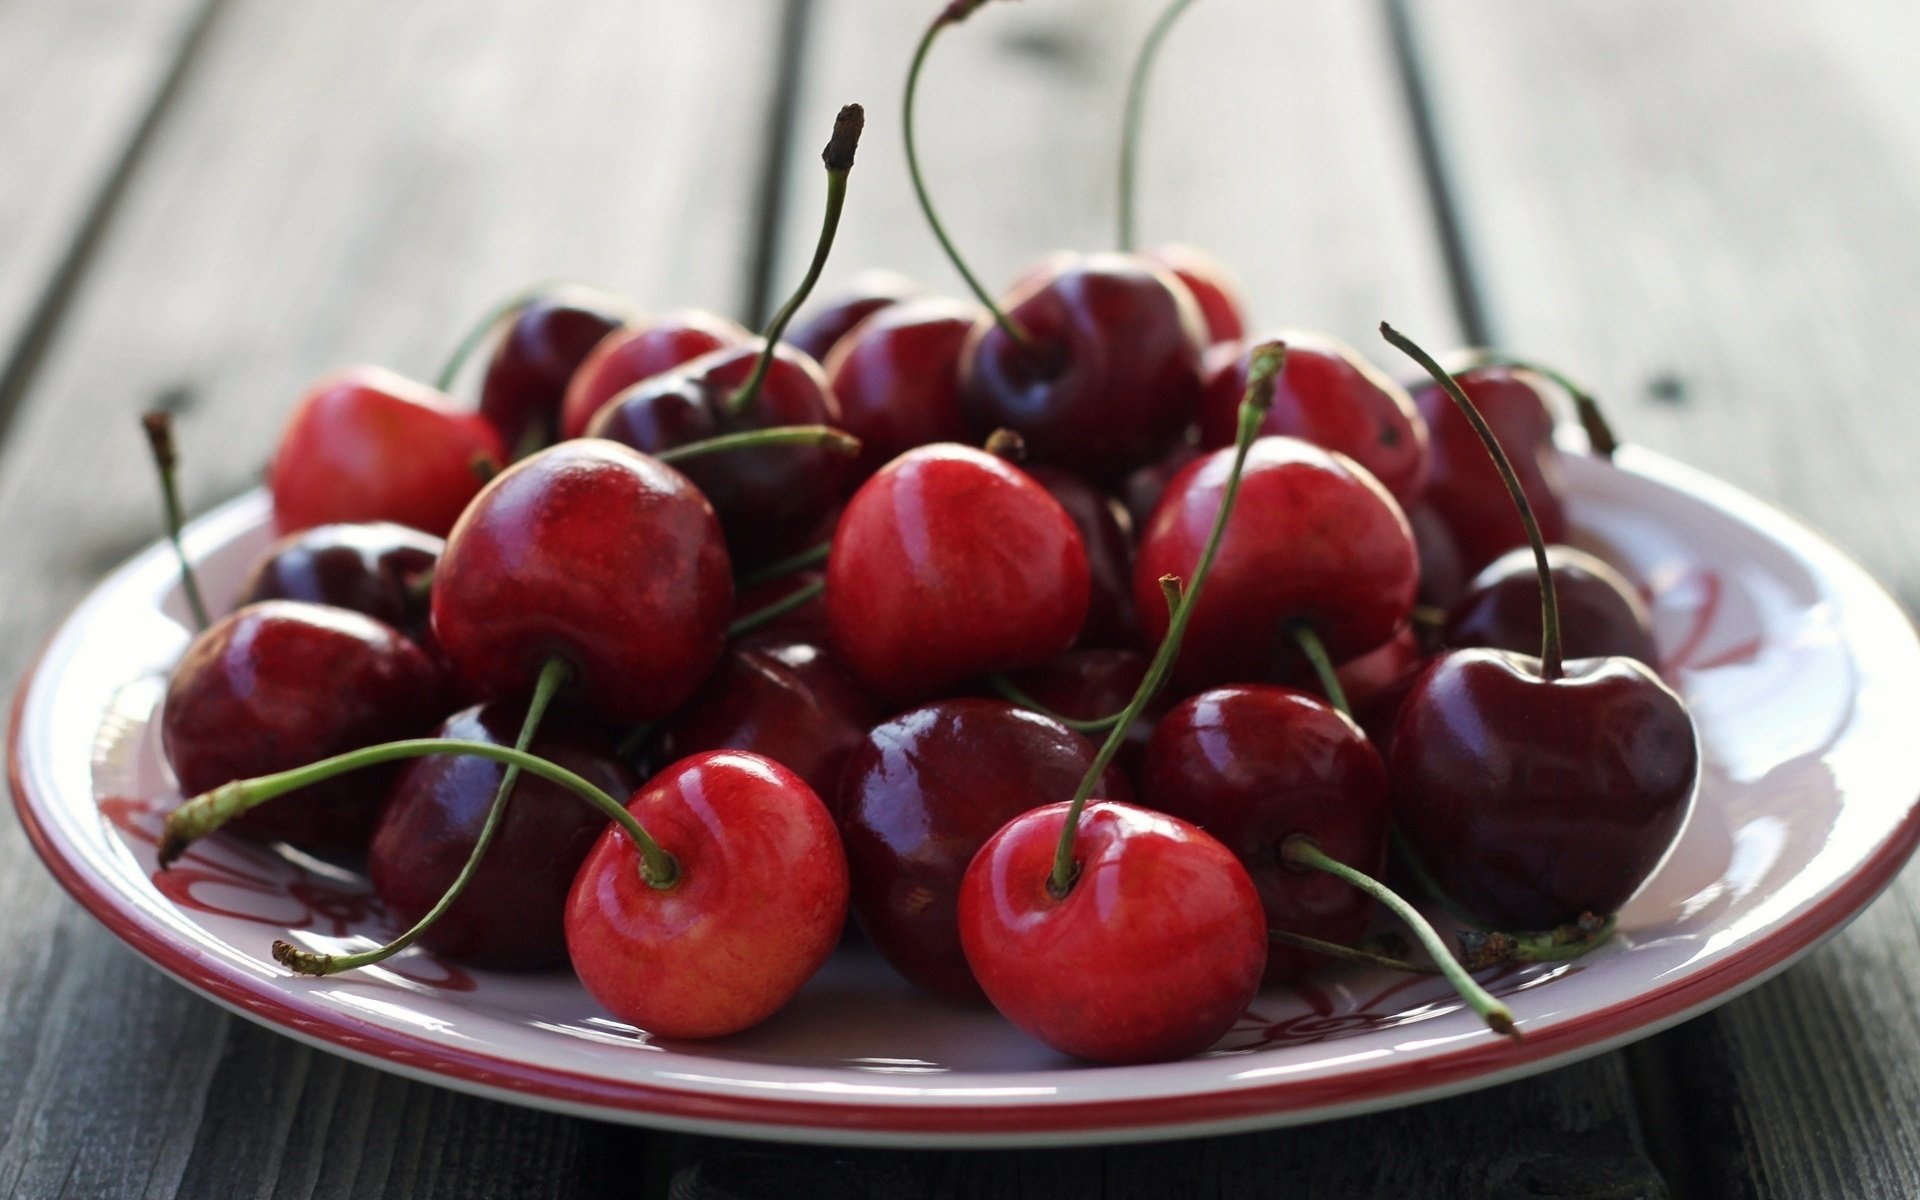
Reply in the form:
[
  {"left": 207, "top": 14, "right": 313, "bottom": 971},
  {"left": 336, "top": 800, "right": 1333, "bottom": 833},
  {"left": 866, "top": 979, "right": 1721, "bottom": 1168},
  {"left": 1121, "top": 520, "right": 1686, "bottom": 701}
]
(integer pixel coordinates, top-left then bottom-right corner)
[{"left": 13, "top": 448, "right": 1920, "bottom": 1147}]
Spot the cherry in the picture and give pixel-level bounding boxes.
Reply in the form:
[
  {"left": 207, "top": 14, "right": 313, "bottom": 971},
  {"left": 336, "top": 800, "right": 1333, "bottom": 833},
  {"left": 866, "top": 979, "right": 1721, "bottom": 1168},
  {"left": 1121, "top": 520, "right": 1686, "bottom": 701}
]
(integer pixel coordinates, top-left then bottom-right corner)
[
  {"left": 785, "top": 270, "right": 920, "bottom": 364},
  {"left": 998, "top": 648, "right": 1157, "bottom": 782},
  {"left": 1384, "top": 323, "right": 1698, "bottom": 932},
  {"left": 1445, "top": 545, "right": 1658, "bottom": 667},
  {"left": 369, "top": 701, "right": 637, "bottom": 969},
  {"left": 1199, "top": 334, "right": 1429, "bottom": 504},
  {"left": 566, "top": 750, "right": 847, "bottom": 1038},
  {"left": 558, "top": 310, "right": 749, "bottom": 440},
  {"left": 837, "top": 699, "right": 1131, "bottom": 1001},
  {"left": 730, "top": 567, "right": 829, "bottom": 644},
  {"left": 1408, "top": 499, "right": 1470, "bottom": 608},
  {"left": 237, "top": 522, "right": 441, "bottom": 647},
  {"left": 1140, "top": 244, "right": 1245, "bottom": 345},
  {"left": 1024, "top": 464, "right": 1139, "bottom": 648},
  {"left": 656, "top": 635, "right": 876, "bottom": 804},
  {"left": 269, "top": 366, "right": 506, "bottom": 537},
  {"left": 825, "top": 442, "right": 1089, "bottom": 701},
  {"left": 161, "top": 601, "right": 443, "bottom": 849},
  {"left": 472, "top": 285, "right": 635, "bottom": 455},
  {"left": 823, "top": 297, "right": 980, "bottom": 481},
  {"left": 1334, "top": 626, "right": 1431, "bottom": 754},
  {"left": 1121, "top": 439, "right": 1201, "bottom": 532}
]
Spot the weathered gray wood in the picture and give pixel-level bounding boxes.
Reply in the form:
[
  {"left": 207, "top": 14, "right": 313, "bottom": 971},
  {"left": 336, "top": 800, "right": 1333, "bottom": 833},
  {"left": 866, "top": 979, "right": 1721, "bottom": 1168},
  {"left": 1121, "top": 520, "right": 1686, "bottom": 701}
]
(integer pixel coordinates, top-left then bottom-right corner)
[
  {"left": 0, "top": 0, "right": 792, "bottom": 1195},
  {"left": 1407, "top": 2, "right": 1920, "bottom": 1196}
]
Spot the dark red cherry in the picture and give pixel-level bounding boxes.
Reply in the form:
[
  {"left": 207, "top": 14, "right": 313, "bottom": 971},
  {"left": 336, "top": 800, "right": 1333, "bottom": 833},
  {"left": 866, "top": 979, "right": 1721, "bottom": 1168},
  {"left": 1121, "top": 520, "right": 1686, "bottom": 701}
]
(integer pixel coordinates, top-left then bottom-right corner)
[
  {"left": 1408, "top": 500, "right": 1469, "bottom": 608},
  {"left": 1200, "top": 334, "right": 1429, "bottom": 504},
  {"left": 1334, "top": 627, "right": 1431, "bottom": 754},
  {"left": 558, "top": 310, "right": 749, "bottom": 440},
  {"left": 731, "top": 568, "right": 829, "bottom": 644},
  {"left": 1024, "top": 464, "right": 1139, "bottom": 648},
  {"left": 162, "top": 601, "right": 443, "bottom": 849},
  {"left": 479, "top": 286, "right": 634, "bottom": 454},
  {"left": 785, "top": 270, "right": 921, "bottom": 363},
  {"left": 1121, "top": 439, "right": 1202, "bottom": 532},
  {"left": 369, "top": 702, "right": 637, "bottom": 969},
  {"left": 1134, "top": 437, "right": 1417, "bottom": 692},
  {"left": 1001, "top": 648, "right": 1157, "bottom": 783},
  {"left": 837, "top": 699, "right": 1131, "bottom": 1002},
  {"left": 1410, "top": 362, "right": 1568, "bottom": 573},
  {"left": 237, "top": 522, "right": 440, "bottom": 645},
  {"left": 1141, "top": 243, "right": 1246, "bottom": 345},
  {"left": 962, "top": 253, "right": 1205, "bottom": 480},
  {"left": 824, "top": 297, "right": 980, "bottom": 480},
  {"left": 269, "top": 367, "right": 506, "bottom": 537},
  {"left": 826, "top": 444, "right": 1089, "bottom": 701},
  {"left": 657, "top": 635, "right": 876, "bottom": 804},
  {"left": 431, "top": 440, "right": 732, "bottom": 725},
  {"left": 1445, "top": 546, "right": 1658, "bottom": 667},
  {"left": 1144, "top": 685, "right": 1389, "bottom": 982},
  {"left": 587, "top": 342, "right": 847, "bottom": 566}
]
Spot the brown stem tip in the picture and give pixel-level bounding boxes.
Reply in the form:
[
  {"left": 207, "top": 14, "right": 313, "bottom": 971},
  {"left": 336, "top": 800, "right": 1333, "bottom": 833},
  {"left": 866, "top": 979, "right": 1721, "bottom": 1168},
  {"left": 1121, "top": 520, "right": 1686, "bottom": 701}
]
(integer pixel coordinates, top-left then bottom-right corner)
[
  {"left": 939, "top": 0, "right": 1007, "bottom": 25},
  {"left": 271, "top": 939, "right": 331, "bottom": 976},
  {"left": 823, "top": 104, "right": 865, "bottom": 171},
  {"left": 984, "top": 428, "right": 1027, "bottom": 462},
  {"left": 155, "top": 828, "right": 188, "bottom": 871},
  {"left": 140, "top": 412, "right": 177, "bottom": 469}
]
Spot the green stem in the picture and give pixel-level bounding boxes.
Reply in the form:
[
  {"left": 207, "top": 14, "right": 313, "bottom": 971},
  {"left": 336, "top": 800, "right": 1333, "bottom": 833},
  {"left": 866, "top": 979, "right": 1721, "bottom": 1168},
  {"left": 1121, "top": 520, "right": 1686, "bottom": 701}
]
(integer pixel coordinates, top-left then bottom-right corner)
[
  {"left": 737, "top": 541, "right": 831, "bottom": 590},
  {"left": 729, "top": 105, "right": 863, "bottom": 418},
  {"left": 1458, "top": 915, "right": 1618, "bottom": 969},
  {"left": 988, "top": 674, "right": 1125, "bottom": 734},
  {"left": 1283, "top": 837, "right": 1519, "bottom": 1040},
  {"left": 1047, "top": 341, "right": 1287, "bottom": 896},
  {"left": 1117, "top": 0, "right": 1198, "bottom": 252},
  {"left": 1470, "top": 352, "right": 1619, "bottom": 460},
  {"left": 657, "top": 425, "right": 860, "bottom": 465},
  {"left": 727, "top": 578, "right": 825, "bottom": 638},
  {"left": 1287, "top": 621, "right": 1348, "bottom": 716},
  {"left": 904, "top": 7, "right": 1033, "bottom": 350},
  {"left": 434, "top": 284, "right": 550, "bottom": 393},
  {"left": 1383, "top": 322, "right": 1564, "bottom": 681},
  {"left": 274, "top": 656, "right": 569, "bottom": 976},
  {"left": 1267, "top": 928, "right": 1439, "bottom": 975},
  {"left": 140, "top": 413, "right": 211, "bottom": 631}
]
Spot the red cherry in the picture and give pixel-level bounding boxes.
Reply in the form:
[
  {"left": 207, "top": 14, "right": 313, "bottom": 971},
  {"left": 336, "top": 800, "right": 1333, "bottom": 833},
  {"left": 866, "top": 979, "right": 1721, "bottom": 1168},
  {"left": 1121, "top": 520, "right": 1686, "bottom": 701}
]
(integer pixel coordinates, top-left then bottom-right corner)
[
  {"left": 1411, "top": 362, "right": 1569, "bottom": 573},
  {"left": 369, "top": 702, "right": 637, "bottom": 969},
  {"left": 826, "top": 444, "right": 1089, "bottom": 701},
  {"left": 1023, "top": 464, "right": 1139, "bottom": 648},
  {"left": 478, "top": 286, "right": 634, "bottom": 453},
  {"left": 269, "top": 367, "right": 506, "bottom": 537},
  {"left": 785, "top": 270, "right": 920, "bottom": 363},
  {"left": 1134, "top": 437, "right": 1417, "bottom": 692},
  {"left": 1144, "top": 686, "right": 1389, "bottom": 982},
  {"left": 1000, "top": 648, "right": 1158, "bottom": 783},
  {"left": 1334, "top": 626, "right": 1432, "bottom": 754},
  {"left": 1140, "top": 243, "right": 1246, "bottom": 344},
  {"left": 558, "top": 311, "right": 749, "bottom": 441},
  {"left": 565, "top": 751, "right": 847, "bottom": 1038},
  {"left": 837, "top": 699, "right": 1131, "bottom": 1001},
  {"left": 237, "top": 522, "right": 440, "bottom": 647},
  {"left": 1408, "top": 500, "right": 1470, "bottom": 608},
  {"left": 957, "top": 801, "right": 1266, "bottom": 1063},
  {"left": 1445, "top": 546, "right": 1658, "bottom": 667},
  {"left": 824, "top": 297, "right": 980, "bottom": 480},
  {"left": 161, "top": 601, "right": 443, "bottom": 849},
  {"left": 430, "top": 440, "right": 732, "bottom": 725},
  {"left": 1200, "top": 334, "right": 1429, "bottom": 503},
  {"left": 1121, "top": 439, "right": 1201, "bottom": 532}
]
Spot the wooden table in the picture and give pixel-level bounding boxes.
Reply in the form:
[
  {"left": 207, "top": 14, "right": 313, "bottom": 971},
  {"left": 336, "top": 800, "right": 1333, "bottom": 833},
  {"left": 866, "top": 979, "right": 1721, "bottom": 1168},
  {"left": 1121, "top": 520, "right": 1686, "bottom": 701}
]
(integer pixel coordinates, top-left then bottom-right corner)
[{"left": 5, "top": 1, "right": 1918, "bottom": 1195}]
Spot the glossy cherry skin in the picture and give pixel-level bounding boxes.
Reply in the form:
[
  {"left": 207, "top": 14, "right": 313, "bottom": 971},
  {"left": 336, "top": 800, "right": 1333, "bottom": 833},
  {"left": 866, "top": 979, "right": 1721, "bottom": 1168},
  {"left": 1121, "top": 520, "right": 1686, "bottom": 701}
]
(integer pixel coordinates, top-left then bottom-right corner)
[
  {"left": 1391, "top": 651, "right": 1698, "bottom": 930},
  {"left": 657, "top": 636, "right": 876, "bottom": 804},
  {"left": 558, "top": 310, "right": 749, "bottom": 440},
  {"left": 269, "top": 366, "right": 507, "bottom": 537},
  {"left": 1144, "top": 686, "right": 1389, "bottom": 982},
  {"left": 837, "top": 700, "right": 1131, "bottom": 1002},
  {"left": 785, "top": 270, "right": 921, "bottom": 363},
  {"left": 431, "top": 440, "right": 732, "bottom": 725},
  {"left": 369, "top": 703, "right": 637, "bottom": 969},
  {"left": 1024, "top": 465, "right": 1139, "bottom": 649},
  {"left": 237, "top": 522, "right": 441, "bottom": 646},
  {"left": 1135, "top": 437, "right": 1418, "bottom": 693},
  {"left": 162, "top": 601, "right": 443, "bottom": 849},
  {"left": 826, "top": 444, "right": 1089, "bottom": 701},
  {"left": 588, "top": 342, "right": 847, "bottom": 566},
  {"left": 1444, "top": 545, "right": 1659, "bottom": 668},
  {"left": 824, "top": 297, "right": 980, "bottom": 481},
  {"left": 479, "top": 286, "right": 634, "bottom": 453},
  {"left": 958, "top": 801, "right": 1266, "bottom": 1063},
  {"left": 1141, "top": 243, "right": 1246, "bottom": 345},
  {"left": 565, "top": 751, "right": 848, "bottom": 1039},
  {"left": 1001, "top": 648, "right": 1157, "bottom": 784},
  {"left": 1201, "top": 334, "right": 1429, "bottom": 504},
  {"left": 1334, "top": 627, "right": 1431, "bottom": 754},
  {"left": 962, "top": 253, "right": 1206, "bottom": 481},
  {"left": 1411, "top": 362, "right": 1569, "bottom": 573}
]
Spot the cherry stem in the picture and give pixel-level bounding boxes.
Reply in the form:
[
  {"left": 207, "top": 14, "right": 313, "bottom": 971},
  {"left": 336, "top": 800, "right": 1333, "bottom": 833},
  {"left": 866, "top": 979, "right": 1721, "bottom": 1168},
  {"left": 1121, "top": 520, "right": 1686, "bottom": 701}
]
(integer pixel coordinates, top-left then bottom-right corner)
[
  {"left": 159, "top": 736, "right": 677, "bottom": 890},
  {"left": 433, "top": 282, "right": 555, "bottom": 394},
  {"left": 988, "top": 674, "right": 1125, "bottom": 734},
  {"left": 1458, "top": 914, "right": 1618, "bottom": 969},
  {"left": 1047, "top": 341, "right": 1286, "bottom": 897},
  {"left": 903, "top": 5, "right": 1034, "bottom": 351},
  {"left": 1117, "top": 0, "right": 1197, "bottom": 252},
  {"left": 272, "top": 656, "right": 569, "bottom": 976},
  {"left": 1382, "top": 322, "right": 1565, "bottom": 681},
  {"left": 140, "top": 413, "right": 212, "bottom": 631},
  {"left": 1283, "top": 836, "right": 1519, "bottom": 1040},
  {"left": 1267, "top": 928, "right": 1439, "bottom": 976},
  {"left": 727, "top": 578, "right": 825, "bottom": 638},
  {"left": 1470, "top": 351, "right": 1620, "bottom": 460},
  {"left": 657, "top": 425, "right": 860, "bottom": 465},
  {"left": 1287, "top": 621, "right": 1348, "bottom": 716},
  {"left": 727, "top": 105, "right": 864, "bottom": 419},
  {"left": 737, "top": 541, "right": 831, "bottom": 589}
]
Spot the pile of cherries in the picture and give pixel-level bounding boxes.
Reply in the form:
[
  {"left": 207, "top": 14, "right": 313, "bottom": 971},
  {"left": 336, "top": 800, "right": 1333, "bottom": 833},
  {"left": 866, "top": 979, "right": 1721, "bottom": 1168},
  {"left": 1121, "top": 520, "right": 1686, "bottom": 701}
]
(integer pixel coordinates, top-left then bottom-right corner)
[{"left": 146, "top": 0, "right": 1698, "bottom": 1064}]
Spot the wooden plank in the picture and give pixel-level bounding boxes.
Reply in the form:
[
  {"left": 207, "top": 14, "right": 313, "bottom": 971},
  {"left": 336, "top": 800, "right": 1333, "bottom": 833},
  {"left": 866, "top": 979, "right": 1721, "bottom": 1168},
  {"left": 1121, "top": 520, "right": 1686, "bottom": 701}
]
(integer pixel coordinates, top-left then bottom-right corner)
[
  {"left": 0, "top": 0, "right": 792, "bottom": 1194},
  {"left": 1405, "top": 2, "right": 1920, "bottom": 1196},
  {"left": 669, "top": 1, "right": 1665, "bottom": 1194}
]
